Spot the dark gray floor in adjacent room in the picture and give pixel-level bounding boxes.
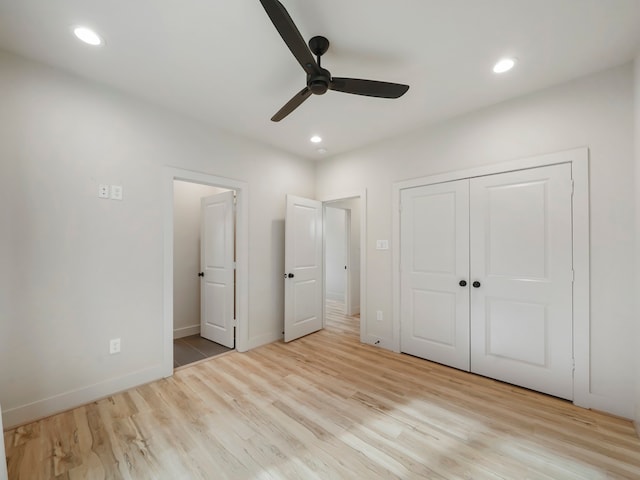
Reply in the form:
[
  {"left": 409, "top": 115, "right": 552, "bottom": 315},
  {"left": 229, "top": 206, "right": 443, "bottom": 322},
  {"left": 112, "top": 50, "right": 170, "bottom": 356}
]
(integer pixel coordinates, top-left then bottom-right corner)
[{"left": 173, "top": 334, "right": 233, "bottom": 368}]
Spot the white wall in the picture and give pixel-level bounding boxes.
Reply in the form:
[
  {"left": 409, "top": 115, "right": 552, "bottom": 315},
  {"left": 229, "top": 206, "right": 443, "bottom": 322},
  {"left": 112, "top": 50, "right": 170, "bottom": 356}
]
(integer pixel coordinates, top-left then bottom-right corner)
[
  {"left": 173, "top": 181, "right": 227, "bottom": 338},
  {"left": 325, "top": 207, "right": 347, "bottom": 302},
  {"left": 634, "top": 55, "right": 640, "bottom": 433},
  {"left": 0, "top": 50, "right": 315, "bottom": 427},
  {"left": 317, "top": 64, "right": 635, "bottom": 418}
]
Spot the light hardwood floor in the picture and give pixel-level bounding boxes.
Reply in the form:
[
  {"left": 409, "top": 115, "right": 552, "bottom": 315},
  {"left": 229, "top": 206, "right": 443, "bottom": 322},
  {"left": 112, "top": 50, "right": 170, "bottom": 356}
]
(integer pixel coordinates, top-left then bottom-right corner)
[{"left": 4, "top": 301, "right": 640, "bottom": 479}]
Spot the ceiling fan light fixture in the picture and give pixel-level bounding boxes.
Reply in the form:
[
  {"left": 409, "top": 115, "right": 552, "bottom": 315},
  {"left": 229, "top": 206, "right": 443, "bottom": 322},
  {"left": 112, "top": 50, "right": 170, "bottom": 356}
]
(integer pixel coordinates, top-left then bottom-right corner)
[
  {"left": 73, "top": 26, "right": 103, "bottom": 46},
  {"left": 310, "top": 135, "right": 322, "bottom": 143},
  {"left": 493, "top": 58, "right": 516, "bottom": 74}
]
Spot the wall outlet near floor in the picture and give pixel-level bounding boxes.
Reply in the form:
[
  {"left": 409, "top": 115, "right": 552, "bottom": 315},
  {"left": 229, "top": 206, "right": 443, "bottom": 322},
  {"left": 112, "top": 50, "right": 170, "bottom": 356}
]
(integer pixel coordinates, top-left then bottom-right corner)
[
  {"left": 376, "top": 310, "right": 383, "bottom": 321},
  {"left": 109, "top": 338, "right": 121, "bottom": 354}
]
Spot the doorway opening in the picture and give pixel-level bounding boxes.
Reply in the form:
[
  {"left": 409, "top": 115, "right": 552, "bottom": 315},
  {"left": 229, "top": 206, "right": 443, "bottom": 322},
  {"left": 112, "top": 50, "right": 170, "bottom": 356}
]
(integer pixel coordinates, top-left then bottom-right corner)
[
  {"left": 163, "top": 168, "right": 249, "bottom": 377},
  {"left": 172, "top": 180, "right": 235, "bottom": 368},
  {"left": 323, "top": 197, "right": 362, "bottom": 337},
  {"left": 282, "top": 190, "right": 366, "bottom": 344}
]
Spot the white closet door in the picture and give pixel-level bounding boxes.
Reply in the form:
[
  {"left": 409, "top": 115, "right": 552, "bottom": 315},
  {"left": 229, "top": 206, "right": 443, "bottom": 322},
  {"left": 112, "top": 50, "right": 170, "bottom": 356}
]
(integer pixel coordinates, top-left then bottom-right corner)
[
  {"left": 400, "top": 180, "right": 470, "bottom": 371},
  {"left": 469, "top": 163, "right": 573, "bottom": 400}
]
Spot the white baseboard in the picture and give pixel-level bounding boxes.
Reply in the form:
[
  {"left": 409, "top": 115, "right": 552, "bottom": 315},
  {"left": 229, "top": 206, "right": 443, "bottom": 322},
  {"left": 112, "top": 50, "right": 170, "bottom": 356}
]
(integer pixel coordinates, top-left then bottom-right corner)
[
  {"left": 2, "top": 364, "right": 165, "bottom": 430},
  {"left": 244, "top": 331, "right": 282, "bottom": 352},
  {"left": 573, "top": 391, "right": 633, "bottom": 420},
  {"left": 173, "top": 324, "right": 200, "bottom": 339},
  {"left": 0, "top": 402, "right": 7, "bottom": 480},
  {"left": 326, "top": 291, "right": 345, "bottom": 302},
  {"left": 363, "top": 334, "right": 393, "bottom": 351}
]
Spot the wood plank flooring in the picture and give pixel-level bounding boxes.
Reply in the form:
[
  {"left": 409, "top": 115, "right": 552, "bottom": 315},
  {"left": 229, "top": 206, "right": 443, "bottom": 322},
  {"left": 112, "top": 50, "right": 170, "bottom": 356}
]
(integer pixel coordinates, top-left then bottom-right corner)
[{"left": 4, "top": 301, "right": 640, "bottom": 479}]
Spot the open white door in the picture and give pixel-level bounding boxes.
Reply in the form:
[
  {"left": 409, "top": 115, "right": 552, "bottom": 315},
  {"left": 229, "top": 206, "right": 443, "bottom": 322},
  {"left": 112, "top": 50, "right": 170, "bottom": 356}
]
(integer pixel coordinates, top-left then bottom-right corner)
[
  {"left": 284, "top": 195, "right": 323, "bottom": 342},
  {"left": 200, "top": 190, "right": 235, "bottom": 348}
]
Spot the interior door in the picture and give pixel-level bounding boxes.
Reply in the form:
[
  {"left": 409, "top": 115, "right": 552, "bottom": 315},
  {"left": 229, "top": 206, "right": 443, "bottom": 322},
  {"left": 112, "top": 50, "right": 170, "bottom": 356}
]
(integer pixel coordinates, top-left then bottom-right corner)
[
  {"left": 284, "top": 195, "right": 323, "bottom": 342},
  {"left": 400, "top": 180, "right": 471, "bottom": 371},
  {"left": 469, "top": 163, "right": 573, "bottom": 399},
  {"left": 200, "top": 190, "right": 235, "bottom": 348}
]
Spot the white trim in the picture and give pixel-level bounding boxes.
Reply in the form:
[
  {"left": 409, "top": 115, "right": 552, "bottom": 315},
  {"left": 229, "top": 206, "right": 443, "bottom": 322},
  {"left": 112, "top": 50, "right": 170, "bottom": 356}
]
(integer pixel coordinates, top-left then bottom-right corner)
[
  {"left": 392, "top": 147, "right": 593, "bottom": 411},
  {"left": 0, "top": 403, "right": 6, "bottom": 480},
  {"left": 344, "top": 208, "right": 352, "bottom": 315},
  {"left": 246, "top": 331, "right": 283, "bottom": 351},
  {"left": 164, "top": 167, "right": 250, "bottom": 381},
  {"left": 173, "top": 325, "right": 200, "bottom": 339},
  {"left": 320, "top": 190, "right": 368, "bottom": 344},
  {"left": 2, "top": 365, "right": 165, "bottom": 429}
]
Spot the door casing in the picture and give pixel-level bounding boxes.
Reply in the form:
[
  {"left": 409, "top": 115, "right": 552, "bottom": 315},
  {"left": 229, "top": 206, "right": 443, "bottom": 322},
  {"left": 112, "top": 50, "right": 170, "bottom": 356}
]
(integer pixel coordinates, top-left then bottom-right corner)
[
  {"left": 163, "top": 167, "right": 249, "bottom": 378},
  {"left": 319, "top": 191, "right": 368, "bottom": 344}
]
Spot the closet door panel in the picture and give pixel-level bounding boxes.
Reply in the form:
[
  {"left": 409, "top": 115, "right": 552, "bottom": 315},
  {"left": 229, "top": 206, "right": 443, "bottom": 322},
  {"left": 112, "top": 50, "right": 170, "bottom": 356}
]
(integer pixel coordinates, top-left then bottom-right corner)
[
  {"left": 469, "top": 163, "right": 573, "bottom": 400},
  {"left": 400, "top": 180, "right": 470, "bottom": 371}
]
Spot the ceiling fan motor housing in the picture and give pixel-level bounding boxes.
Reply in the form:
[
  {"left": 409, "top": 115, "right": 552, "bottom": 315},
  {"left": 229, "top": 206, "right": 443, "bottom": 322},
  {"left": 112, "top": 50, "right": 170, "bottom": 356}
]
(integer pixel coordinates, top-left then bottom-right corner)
[{"left": 307, "top": 69, "right": 331, "bottom": 95}]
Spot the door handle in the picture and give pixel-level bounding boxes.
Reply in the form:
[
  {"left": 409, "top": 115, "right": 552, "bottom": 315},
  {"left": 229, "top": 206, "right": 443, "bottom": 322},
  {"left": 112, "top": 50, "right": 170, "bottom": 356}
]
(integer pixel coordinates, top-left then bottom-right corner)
[
  {"left": 459, "top": 280, "right": 467, "bottom": 287},
  {"left": 284, "top": 273, "right": 295, "bottom": 278},
  {"left": 473, "top": 281, "right": 481, "bottom": 288},
  {"left": 198, "top": 272, "right": 204, "bottom": 277}
]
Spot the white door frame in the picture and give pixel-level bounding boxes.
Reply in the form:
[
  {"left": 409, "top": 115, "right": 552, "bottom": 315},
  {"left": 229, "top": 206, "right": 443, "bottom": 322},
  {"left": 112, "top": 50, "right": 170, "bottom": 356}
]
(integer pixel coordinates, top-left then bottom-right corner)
[
  {"left": 392, "top": 148, "right": 594, "bottom": 410},
  {"left": 343, "top": 208, "right": 352, "bottom": 315},
  {"left": 320, "top": 190, "right": 367, "bottom": 343},
  {"left": 163, "top": 167, "right": 249, "bottom": 377}
]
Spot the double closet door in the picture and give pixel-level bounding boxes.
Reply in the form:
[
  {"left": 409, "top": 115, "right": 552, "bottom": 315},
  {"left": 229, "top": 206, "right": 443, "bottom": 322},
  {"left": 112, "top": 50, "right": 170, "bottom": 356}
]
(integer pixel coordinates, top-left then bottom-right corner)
[{"left": 400, "top": 163, "right": 574, "bottom": 400}]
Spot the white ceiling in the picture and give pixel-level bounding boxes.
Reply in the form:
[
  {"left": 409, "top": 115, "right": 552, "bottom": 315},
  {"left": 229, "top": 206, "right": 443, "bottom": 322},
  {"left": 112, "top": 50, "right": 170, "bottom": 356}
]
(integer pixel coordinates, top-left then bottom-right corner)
[{"left": 0, "top": 0, "right": 639, "bottom": 159}]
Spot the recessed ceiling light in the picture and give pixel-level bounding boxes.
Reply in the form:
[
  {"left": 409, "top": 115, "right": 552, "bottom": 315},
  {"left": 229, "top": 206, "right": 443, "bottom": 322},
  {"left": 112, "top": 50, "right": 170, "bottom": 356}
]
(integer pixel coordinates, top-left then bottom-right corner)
[
  {"left": 310, "top": 135, "right": 322, "bottom": 143},
  {"left": 316, "top": 148, "right": 328, "bottom": 154},
  {"left": 493, "top": 58, "right": 516, "bottom": 74},
  {"left": 73, "top": 26, "right": 103, "bottom": 46}
]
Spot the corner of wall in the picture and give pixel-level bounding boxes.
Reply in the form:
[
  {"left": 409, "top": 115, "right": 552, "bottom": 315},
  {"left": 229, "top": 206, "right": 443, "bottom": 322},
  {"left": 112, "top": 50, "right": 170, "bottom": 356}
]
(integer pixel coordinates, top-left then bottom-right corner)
[{"left": 634, "top": 54, "right": 640, "bottom": 435}]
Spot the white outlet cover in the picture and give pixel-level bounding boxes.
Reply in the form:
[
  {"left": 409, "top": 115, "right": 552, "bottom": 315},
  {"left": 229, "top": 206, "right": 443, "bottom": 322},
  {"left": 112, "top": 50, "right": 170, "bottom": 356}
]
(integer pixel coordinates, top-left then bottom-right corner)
[
  {"left": 110, "top": 185, "right": 123, "bottom": 200},
  {"left": 98, "top": 184, "right": 109, "bottom": 199},
  {"left": 376, "top": 240, "right": 389, "bottom": 250},
  {"left": 109, "top": 338, "right": 121, "bottom": 354}
]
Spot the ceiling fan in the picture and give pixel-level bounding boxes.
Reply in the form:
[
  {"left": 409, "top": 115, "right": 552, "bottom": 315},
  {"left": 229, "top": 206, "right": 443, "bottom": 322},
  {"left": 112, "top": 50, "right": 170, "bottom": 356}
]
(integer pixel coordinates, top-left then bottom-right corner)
[{"left": 259, "top": 0, "right": 410, "bottom": 122}]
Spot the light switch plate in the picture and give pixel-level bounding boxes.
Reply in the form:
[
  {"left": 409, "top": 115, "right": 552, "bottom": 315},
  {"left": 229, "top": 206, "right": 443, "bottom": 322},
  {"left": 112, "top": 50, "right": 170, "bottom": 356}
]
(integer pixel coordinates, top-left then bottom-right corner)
[{"left": 110, "top": 185, "right": 123, "bottom": 201}]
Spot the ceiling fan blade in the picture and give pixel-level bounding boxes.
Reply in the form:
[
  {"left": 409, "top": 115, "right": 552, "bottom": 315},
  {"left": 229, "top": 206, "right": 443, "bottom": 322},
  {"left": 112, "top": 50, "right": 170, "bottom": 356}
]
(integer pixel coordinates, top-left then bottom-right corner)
[
  {"left": 271, "top": 87, "right": 312, "bottom": 122},
  {"left": 330, "top": 78, "right": 409, "bottom": 99},
  {"left": 259, "top": 0, "right": 320, "bottom": 76}
]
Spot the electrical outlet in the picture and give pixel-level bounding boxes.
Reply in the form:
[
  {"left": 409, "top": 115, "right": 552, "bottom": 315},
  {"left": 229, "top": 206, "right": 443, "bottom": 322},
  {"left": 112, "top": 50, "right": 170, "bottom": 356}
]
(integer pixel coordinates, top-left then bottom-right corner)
[
  {"left": 98, "top": 184, "right": 109, "bottom": 199},
  {"left": 109, "top": 338, "right": 121, "bottom": 354},
  {"left": 376, "top": 240, "right": 389, "bottom": 250},
  {"left": 376, "top": 310, "right": 383, "bottom": 321}
]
